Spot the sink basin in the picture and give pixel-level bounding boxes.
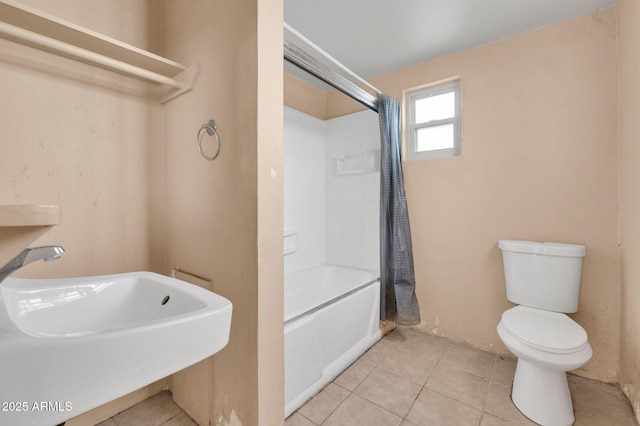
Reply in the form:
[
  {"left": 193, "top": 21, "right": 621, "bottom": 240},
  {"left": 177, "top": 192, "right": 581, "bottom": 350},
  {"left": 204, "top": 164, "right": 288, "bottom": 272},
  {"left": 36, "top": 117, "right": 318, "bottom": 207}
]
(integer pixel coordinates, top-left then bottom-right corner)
[
  {"left": 2, "top": 272, "right": 217, "bottom": 338},
  {"left": 0, "top": 271, "right": 232, "bottom": 426}
]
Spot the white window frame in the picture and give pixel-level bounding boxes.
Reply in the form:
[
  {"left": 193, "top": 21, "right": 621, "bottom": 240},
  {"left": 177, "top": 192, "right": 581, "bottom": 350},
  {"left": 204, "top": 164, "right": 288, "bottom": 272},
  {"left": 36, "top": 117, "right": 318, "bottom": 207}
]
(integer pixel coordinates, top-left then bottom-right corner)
[{"left": 405, "top": 80, "right": 462, "bottom": 160}]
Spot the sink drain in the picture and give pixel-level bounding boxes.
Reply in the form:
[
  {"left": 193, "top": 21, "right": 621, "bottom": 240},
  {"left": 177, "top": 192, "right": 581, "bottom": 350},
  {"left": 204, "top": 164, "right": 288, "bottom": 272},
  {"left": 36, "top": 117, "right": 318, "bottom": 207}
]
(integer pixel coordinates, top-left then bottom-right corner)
[{"left": 161, "top": 295, "right": 170, "bottom": 305}]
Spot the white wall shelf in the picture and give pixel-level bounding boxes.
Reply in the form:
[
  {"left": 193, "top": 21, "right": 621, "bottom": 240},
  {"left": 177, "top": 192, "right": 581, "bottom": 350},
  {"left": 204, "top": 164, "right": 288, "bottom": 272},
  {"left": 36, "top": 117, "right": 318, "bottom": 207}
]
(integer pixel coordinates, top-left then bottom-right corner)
[
  {"left": 0, "top": 205, "right": 60, "bottom": 227},
  {"left": 0, "top": 204, "right": 61, "bottom": 272},
  {"left": 0, "top": 0, "right": 197, "bottom": 103}
]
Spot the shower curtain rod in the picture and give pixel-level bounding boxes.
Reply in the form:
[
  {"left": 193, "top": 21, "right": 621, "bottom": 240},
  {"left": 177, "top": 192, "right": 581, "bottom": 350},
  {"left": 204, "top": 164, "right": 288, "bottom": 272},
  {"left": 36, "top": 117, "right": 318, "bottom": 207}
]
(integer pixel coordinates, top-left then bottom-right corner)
[{"left": 284, "top": 23, "right": 381, "bottom": 113}]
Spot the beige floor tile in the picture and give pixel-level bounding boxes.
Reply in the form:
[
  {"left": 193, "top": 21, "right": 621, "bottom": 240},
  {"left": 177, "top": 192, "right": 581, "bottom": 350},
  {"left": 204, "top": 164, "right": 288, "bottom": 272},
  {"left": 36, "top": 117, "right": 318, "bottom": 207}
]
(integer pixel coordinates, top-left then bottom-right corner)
[
  {"left": 102, "top": 331, "right": 638, "bottom": 426},
  {"left": 323, "top": 394, "right": 402, "bottom": 426},
  {"left": 112, "top": 392, "right": 182, "bottom": 426},
  {"left": 334, "top": 357, "right": 376, "bottom": 391},
  {"left": 284, "top": 412, "right": 316, "bottom": 426},
  {"left": 425, "top": 364, "right": 490, "bottom": 410},
  {"left": 160, "top": 412, "right": 197, "bottom": 426},
  {"left": 491, "top": 356, "right": 517, "bottom": 387},
  {"left": 359, "top": 338, "right": 395, "bottom": 366},
  {"left": 573, "top": 410, "right": 620, "bottom": 426},
  {"left": 571, "top": 381, "right": 638, "bottom": 425},
  {"left": 569, "top": 373, "right": 625, "bottom": 397},
  {"left": 96, "top": 419, "right": 118, "bottom": 426},
  {"left": 438, "top": 343, "right": 496, "bottom": 379},
  {"left": 297, "top": 383, "right": 350, "bottom": 425},
  {"left": 405, "top": 388, "right": 482, "bottom": 426},
  {"left": 483, "top": 383, "right": 536, "bottom": 425},
  {"left": 354, "top": 368, "right": 422, "bottom": 417},
  {"left": 377, "top": 347, "right": 438, "bottom": 386},
  {"left": 480, "top": 413, "right": 510, "bottom": 426},
  {"left": 384, "top": 327, "right": 449, "bottom": 362}
]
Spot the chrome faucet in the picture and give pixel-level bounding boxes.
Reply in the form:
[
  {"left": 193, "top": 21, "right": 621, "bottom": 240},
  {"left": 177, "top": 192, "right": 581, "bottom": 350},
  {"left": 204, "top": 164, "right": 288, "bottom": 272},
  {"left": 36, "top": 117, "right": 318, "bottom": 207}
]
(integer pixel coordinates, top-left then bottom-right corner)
[{"left": 0, "top": 246, "right": 65, "bottom": 284}]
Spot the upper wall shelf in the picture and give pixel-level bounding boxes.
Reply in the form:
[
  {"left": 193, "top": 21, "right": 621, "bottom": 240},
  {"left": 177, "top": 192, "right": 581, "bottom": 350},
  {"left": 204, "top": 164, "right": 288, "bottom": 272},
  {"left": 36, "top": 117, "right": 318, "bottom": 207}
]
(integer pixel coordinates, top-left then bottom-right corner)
[
  {"left": 0, "top": 0, "right": 197, "bottom": 103},
  {"left": 0, "top": 205, "right": 60, "bottom": 227}
]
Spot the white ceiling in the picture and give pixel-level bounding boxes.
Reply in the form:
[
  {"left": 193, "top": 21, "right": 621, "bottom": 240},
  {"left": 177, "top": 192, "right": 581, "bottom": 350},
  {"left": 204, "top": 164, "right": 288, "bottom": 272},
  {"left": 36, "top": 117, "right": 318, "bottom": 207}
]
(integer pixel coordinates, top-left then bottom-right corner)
[{"left": 284, "top": 0, "right": 615, "bottom": 87}]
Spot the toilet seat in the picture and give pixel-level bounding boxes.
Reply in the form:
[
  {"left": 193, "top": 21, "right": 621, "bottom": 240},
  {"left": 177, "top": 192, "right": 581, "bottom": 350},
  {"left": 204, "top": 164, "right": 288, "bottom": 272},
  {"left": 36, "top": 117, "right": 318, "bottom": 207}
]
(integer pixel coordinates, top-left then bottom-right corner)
[{"left": 501, "top": 306, "right": 588, "bottom": 354}]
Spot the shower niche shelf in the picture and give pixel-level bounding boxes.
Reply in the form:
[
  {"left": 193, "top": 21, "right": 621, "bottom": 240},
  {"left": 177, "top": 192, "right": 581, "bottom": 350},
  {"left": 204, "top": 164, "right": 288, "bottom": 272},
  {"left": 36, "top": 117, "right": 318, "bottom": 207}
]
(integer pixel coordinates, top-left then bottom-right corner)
[
  {"left": 336, "top": 150, "right": 379, "bottom": 175},
  {"left": 0, "top": 0, "right": 197, "bottom": 103}
]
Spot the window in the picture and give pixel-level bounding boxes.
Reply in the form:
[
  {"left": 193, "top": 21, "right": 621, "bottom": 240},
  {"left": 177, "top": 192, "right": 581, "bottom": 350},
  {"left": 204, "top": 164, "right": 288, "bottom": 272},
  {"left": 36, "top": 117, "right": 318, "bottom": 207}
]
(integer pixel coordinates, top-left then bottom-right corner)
[{"left": 405, "top": 80, "right": 461, "bottom": 160}]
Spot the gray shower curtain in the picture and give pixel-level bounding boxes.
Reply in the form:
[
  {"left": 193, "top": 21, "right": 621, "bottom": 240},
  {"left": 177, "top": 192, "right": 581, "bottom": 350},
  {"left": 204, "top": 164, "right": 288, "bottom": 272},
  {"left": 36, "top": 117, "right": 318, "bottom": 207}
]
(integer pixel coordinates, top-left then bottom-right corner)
[{"left": 378, "top": 94, "right": 421, "bottom": 326}]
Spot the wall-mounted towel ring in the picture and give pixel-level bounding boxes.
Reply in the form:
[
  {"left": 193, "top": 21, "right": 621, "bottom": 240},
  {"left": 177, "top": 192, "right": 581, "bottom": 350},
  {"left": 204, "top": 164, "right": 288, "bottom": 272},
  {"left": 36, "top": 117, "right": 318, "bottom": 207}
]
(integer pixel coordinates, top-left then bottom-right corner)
[{"left": 197, "top": 119, "right": 221, "bottom": 160}]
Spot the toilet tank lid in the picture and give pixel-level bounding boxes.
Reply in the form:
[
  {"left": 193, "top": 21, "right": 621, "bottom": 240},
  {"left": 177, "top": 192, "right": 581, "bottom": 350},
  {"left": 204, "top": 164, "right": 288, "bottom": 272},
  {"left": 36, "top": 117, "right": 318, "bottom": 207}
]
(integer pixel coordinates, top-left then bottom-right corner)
[{"left": 498, "top": 240, "right": 586, "bottom": 257}]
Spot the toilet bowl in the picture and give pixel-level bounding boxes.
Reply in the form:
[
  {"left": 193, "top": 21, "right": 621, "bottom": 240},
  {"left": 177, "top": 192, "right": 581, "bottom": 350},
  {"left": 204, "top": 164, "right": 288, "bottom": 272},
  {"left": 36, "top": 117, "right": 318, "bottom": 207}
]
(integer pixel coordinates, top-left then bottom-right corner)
[
  {"left": 497, "top": 240, "right": 591, "bottom": 426},
  {"left": 497, "top": 306, "right": 592, "bottom": 426}
]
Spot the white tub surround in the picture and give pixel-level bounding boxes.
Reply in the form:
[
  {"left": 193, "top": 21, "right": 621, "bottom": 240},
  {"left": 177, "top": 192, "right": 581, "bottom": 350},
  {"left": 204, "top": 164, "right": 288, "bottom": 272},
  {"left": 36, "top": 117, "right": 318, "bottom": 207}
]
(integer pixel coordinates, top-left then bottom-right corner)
[{"left": 284, "top": 265, "right": 381, "bottom": 417}]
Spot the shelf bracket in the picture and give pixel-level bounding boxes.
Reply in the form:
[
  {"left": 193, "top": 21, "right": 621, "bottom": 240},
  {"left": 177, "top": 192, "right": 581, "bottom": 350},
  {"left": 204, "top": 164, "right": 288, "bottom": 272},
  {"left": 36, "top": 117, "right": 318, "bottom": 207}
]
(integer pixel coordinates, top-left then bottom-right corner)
[{"left": 159, "top": 64, "right": 199, "bottom": 104}]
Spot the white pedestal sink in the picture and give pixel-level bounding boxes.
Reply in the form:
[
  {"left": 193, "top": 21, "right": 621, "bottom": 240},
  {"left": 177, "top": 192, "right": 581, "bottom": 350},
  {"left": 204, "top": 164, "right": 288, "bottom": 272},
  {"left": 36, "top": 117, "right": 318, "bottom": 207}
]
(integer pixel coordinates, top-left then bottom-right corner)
[{"left": 0, "top": 271, "right": 232, "bottom": 426}]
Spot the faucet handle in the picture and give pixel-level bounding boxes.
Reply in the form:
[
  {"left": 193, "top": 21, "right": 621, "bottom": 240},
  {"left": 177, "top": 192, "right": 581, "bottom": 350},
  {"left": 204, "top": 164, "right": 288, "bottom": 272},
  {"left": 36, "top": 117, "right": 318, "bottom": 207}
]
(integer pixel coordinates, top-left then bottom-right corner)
[
  {"left": 37, "top": 246, "right": 65, "bottom": 262},
  {"left": 21, "top": 246, "right": 65, "bottom": 265},
  {"left": 0, "top": 245, "right": 65, "bottom": 284}
]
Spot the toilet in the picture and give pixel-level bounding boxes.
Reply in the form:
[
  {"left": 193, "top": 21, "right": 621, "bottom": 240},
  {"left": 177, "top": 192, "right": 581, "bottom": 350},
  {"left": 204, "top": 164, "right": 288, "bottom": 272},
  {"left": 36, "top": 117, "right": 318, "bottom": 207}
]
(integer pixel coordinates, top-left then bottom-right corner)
[{"left": 497, "top": 240, "right": 592, "bottom": 426}]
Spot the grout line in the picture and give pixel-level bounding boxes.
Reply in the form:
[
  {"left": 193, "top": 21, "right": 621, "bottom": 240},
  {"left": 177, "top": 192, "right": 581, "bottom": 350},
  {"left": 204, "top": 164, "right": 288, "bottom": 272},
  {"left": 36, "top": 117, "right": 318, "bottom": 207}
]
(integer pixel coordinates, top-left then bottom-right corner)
[
  {"left": 298, "top": 411, "right": 318, "bottom": 426},
  {"left": 159, "top": 410, "right": 198, "bottom": 426},
  {"left": 327, "top": 383, "right": 353, "bottom": 421},
  {"left": 424, "top": 386, "right": 487, "bottom": 413},
  {"left": 366, "top": 361, "right": 429, "bottom": 389},
  {"left": 485, "top": 355, "right": 499, "bottom": 398},
  {"left": 477, "top": 412, "right": 485, "bottom": 426},
  {"left": 346, "top": 391, "right": 406, "bottom": 424},
  {"left": 476, "top": 355, "right": 499, "bottom": 426}
]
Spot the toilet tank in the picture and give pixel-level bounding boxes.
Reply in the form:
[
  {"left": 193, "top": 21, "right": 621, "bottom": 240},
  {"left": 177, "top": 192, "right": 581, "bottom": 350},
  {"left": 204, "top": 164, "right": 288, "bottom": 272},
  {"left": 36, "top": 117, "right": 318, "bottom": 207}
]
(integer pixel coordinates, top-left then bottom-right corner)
[{"left": 498, "top": 240, "right": 586, "bottom": 313}]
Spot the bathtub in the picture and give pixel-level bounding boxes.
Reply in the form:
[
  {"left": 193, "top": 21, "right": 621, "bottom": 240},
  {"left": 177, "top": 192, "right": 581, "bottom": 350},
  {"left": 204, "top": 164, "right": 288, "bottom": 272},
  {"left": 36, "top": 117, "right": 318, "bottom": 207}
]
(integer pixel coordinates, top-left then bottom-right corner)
[{"left": 284, "top": 264, "right": 381, "bottom": 417}]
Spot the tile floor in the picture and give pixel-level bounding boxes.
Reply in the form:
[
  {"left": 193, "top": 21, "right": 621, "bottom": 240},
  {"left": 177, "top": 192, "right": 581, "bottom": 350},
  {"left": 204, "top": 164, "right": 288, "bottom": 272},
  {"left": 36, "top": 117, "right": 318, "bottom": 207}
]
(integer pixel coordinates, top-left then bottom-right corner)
[
  {"left": 99, "top": 327, "right": 638, "bottom": 426},
  {"left": 286, "top": 327, "right": 638, "bottom": 426},
  {"left": 96, "top": 392, "right": 196, "bottom": 426}
]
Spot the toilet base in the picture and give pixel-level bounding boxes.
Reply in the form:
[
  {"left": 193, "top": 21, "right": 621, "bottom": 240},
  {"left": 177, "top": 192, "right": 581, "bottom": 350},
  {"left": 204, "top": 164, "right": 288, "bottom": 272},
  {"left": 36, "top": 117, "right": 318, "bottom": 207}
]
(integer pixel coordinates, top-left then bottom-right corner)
[{"left": 512, "top": 359, "right": 574, "bottom": 426}]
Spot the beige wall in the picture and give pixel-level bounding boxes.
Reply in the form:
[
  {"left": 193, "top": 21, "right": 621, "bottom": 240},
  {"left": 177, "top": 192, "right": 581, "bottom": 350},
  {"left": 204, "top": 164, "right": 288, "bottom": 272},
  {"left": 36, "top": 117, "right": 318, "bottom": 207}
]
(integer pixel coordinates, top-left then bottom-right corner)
[
  {"left": 325, "top": 10, "right": 620, "bottom": 383},
  {"left": 617, "top": 0, "right": 640, "bottom": 420},
  {"left": 0, "top": 0, "right": 163, "bottom": 276},
  {"left": 284, "top": 72, "right": 326, "bottom": 119},
  {"left": 162, "top": 1, "right": 283, "bottom": 425},
  {"left": 0, "top": 1, "right": 284, "bottom": 425},
  {"left": 0, "top": 1, "right": 170, "bottom": 424}
]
